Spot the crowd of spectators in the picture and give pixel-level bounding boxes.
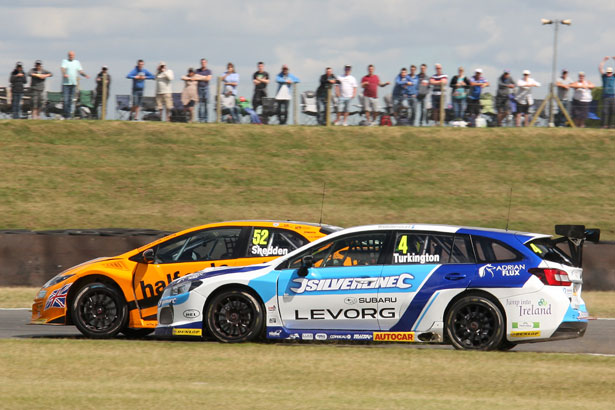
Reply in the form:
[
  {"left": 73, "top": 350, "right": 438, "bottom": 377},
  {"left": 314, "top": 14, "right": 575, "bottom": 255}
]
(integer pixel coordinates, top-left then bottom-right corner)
[{"left": 5, "top": 51, "right": 615, "bottom": 128}]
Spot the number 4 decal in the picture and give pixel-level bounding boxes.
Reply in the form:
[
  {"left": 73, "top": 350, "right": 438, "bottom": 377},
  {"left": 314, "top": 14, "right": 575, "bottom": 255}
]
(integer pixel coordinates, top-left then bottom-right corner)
[
  {"left": 252, "top": 229, "right": 270, "bottom": 246},
  {"left": 397, "top": 235, "right": 408, "bottom": 254}
]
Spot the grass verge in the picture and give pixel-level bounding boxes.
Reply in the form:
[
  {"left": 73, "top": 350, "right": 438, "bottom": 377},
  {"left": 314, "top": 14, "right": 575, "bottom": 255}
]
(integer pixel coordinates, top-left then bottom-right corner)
[
  {"left": 0, "top": 121, "right": 613, "bottom": 239},
  {"left": 1, "top": 339, "right": 614, "bottom": 410}
]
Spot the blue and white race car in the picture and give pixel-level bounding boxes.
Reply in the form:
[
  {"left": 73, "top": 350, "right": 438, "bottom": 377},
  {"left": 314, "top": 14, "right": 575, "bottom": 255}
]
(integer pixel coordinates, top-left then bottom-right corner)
[{"left": 155, "top": 224, "right": 599, "bottom": 350}]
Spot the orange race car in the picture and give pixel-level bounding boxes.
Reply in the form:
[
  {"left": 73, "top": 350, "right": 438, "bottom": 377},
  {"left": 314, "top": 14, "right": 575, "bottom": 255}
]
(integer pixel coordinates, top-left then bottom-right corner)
[{"left": 31, "top": 220, "right": 341, "bottom": 338}]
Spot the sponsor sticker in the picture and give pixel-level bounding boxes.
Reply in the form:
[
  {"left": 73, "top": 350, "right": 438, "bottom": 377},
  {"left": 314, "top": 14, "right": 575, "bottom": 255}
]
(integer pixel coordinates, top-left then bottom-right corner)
[
  {"left": 288, "top": 333, "right": 300, "bottom": 340},
  {"left": 268, "top": 330, "right": 282, "bottom": 337},
  {"left": 44, "top": 283, "right": 72, "bottom": 310},
  {"left": 512, "top": 322, "right": 540, "bottom": 329},
  {"left": 373, "top": 332, "right": 415, "bottom": 342},
  {"left": 353, "top": 334, "right": 373, "bottom": 340},
  {"left": 291, "top": 274, "right": 414, "bottom": 294},
  {"left": 329, "top": 334, "right": 352, "bottom": 340},
  {"left": 510, "top": 330, "right": 541, "bottom": 338},
  {"left": 268, "top": 317, "right": 278, "bottom": 324},
  {"left": 183, "top": 309, "right": 200, "bottom": 319},
  {"left": 479, "top": 263, "right": 525, "bottom": 278},
  {"left": 172, "top": 328, "right": 202, "bottom": 336},
  {"left": 315, "top": 333, "right": 327, "bottom": 341},
  {"left": 301, "top": 333, "right": 314, "bottom": 341}
]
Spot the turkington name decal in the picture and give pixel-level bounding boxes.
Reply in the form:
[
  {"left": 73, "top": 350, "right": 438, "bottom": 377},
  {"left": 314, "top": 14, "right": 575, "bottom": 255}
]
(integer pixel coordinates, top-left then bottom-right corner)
[
  {"left": 393, "top": 253, "right": 440, "bottom": 264},
  {"left": 290, "top": 274, "right": 414, "bottom": 294}
]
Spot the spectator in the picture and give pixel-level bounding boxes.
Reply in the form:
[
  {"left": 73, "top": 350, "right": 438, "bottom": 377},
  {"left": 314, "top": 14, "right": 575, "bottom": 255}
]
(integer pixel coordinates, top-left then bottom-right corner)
[
  {"left": 392, "top": 67, "right": 412, "bottom": 123},
  {"left": 569, "top": 71, "right": 595, "bottom": 128},
  {"left": 416, "top": 63, "right": 430, "bottom": 126},
  {"left": 275, "top": 64, "right": 300, "bottom": 125},
  {"left": 28, "top": 60, "right": 53, "bottom": 120},
  {"left": 316, "top": 67, "right": 339, "bottom": 125},
  {"left": 555, "top": 69, "right": 572, "bottom": 126},
  {"left": 9, "top": 62, "right": 27, "bottom": 119},
  {"left": 222, "top": 62, "right": 239, "bottom": 95},
  {"left": 238, "top": 96, "right": 262, "bottom": 124},
  {"left": 181, "top": 68, "right": 205, "bottom": 123},
  {"left": 126, "top": 59, "right": 154, "bottom": 121},
  {"left": 195, "top": 59, "right": 212, "bottom": 123},
  {"left": 467, "top": 68, "right": 489, "bottom": 126},
  {"left": 449, "top": 67, "right": 469, "bottom": 121},
  {"left": 220, "top": 85, "right": 240, "bottom": 123},
  {"left": 334, "top": 64, "right": 357, "bottom": 126},
  {"left": 407, "top": 65, "right": 419, "bottom": 125},
  {"left": 429, "top": 63, "right": 448, "bottom": 123},
  {"left": 515, "top": 70, "right": 540, "bottom": 127},
  {"left": 361, "top": 64, "right": 389, "bottom": 125},
  {"left": 94, "top": 66, "right": 111, "bottom": 119},
  {"left": 61, "top": 51, "right": 89, "bottom": 119},
  {"left": 155, "top": 62, "right": 174, "bottom": 122},
  {"left": 252, "top": 62, "right": 269, "bottom": 112},
  {"left": 496, "top": 70, "right": 515, "bottom": 126},
  {"left": 599, "top": 56, "right": 615, "bottom": 128}
]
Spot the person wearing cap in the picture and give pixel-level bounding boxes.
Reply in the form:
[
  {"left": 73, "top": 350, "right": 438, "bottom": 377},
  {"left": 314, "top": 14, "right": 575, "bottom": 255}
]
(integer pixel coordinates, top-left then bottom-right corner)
[
  {"left": 316, "top": 67, "right": 340, "bottom": 125},
  {"left": 496, "top": 70, "right": 515, "bottom": 126},
  {"left": 126, "top": 59, "right": 154, "bottom": 121},
  {"left": 237, "top": 96, "right": 262, "bottom": 124},
  {"left": 94, "top": 66, "right": 111, "bottom": 119},
  {"left": 220, "top": 85, "right": 241, "bottom": 123},
  {"left": 222, "top": 62, "right": 239, "bottom": 96},
  {"left": 569, "top": 72, "right": 595, "bottom": 128},
  {"left": 361, "top": 64, "right": 389, "bottom": 125},
  {"left": 467, "top": 68, "right": 489, "bottom": 126},
  {"left": 275, "top": 65, "right": 300, "bottom": 125},
  {"left": 449, "top": 67, "right": 470, "bottom": 121},
  {"left": 196, "top": 59, "right": 212, "bottom": 123},
  {"left": 28, "top": 60, "right": 53, "bottom": 119},
  {"left": 9, "top": 62, "right": 27, "bottom": 119},
  {"left": 61, "top": 51, "right": 89, "bottom": 119},
  {"left": 334, "top": 64, "right": 357, "bottom": 126},
  {"left": 555, "top": 69, "right": 572, "bottom": 126},
  {"left": 515, "top": 70, "right": 540, "bottom": 127},
  {"left": 155, "top": 62, "right": 174, "bottom": 121},
  {"left": 599, "top": 56, "right": 615, "bottom": 128},
  {"left": 429, "top": 63, "right": 448, "bottom": 123}
]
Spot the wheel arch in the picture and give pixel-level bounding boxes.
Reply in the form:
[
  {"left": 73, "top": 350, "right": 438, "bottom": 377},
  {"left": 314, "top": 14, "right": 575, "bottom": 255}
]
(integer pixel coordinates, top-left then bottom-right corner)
[
  {"left": 203, "top": 283, "right": 266, "bottom": 313},
  {"left": 66, "top": 274, "right": 126, "bottom": 325}
]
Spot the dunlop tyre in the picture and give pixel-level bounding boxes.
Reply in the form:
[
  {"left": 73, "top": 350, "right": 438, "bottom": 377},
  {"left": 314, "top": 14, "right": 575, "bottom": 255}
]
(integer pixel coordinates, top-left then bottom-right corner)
[{"left": 445, "top": 295, "right": 505, "bottom": 351}]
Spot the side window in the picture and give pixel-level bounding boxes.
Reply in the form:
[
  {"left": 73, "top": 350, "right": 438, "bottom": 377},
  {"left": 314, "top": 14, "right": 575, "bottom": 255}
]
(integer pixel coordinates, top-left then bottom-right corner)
[
  {"left": 287, "top": 233, "right": 387, "bottom": 269},
  {"left": 246, "top": 228, "right": 309, "bottom": 258},
  {"left": 473, "top": 235, "right": 522, "bottom": 263},
  {"left": 449, "top": 235, "right": 475, "bottom": 263},
  {"left": 393, "top": 232, "right": 452, "bottom": 264},
  {"left": 155, "top": 228, "right": 241, "bottom": 263}
]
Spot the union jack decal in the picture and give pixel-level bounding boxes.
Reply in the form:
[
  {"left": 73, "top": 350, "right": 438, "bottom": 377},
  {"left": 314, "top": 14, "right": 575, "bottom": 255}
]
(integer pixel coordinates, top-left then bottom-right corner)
[{"left": 44, "top": 283, "right": 72, "bottom": 310}]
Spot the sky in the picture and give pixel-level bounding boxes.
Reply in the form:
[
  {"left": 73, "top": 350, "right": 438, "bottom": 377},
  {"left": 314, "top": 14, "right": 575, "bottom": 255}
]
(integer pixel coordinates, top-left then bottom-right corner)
[{"left": 2, "top": 0, "right": 614, "bottom": 112}]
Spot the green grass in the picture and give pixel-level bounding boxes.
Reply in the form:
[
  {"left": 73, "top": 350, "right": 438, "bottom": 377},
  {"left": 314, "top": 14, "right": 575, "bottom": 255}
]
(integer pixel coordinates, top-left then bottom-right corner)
[
  {"left": 0, "top": 120, "right": 613, "bottom": 239},
  {"left": 0, "top": 339, "right": 614, "bottom": 409}
]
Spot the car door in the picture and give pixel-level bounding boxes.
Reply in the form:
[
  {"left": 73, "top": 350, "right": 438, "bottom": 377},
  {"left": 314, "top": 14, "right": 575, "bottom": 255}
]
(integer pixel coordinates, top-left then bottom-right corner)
[
  {"left": 276, "top": 231, "right": 388, "bottom": 330},
  {"left": 132, "top": 226, "right": 243, "bottom": 320},
  {"left": 378, "top": 231, "right": 475, "bottom": 332}
]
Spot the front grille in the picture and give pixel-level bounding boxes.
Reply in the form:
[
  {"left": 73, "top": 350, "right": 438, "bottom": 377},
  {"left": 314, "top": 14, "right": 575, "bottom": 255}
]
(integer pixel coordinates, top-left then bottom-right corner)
[{"left": 159, "top": 306, "right": 174, "bottom": 325}]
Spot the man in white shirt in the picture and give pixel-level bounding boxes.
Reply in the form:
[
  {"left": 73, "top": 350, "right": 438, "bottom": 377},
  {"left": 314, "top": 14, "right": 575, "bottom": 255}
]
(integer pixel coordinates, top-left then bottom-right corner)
[
  {"left": 515, "top": 70, "right": 540, "bottom": 127},
  {"left": 155, "top": 62, "right": 174, "bottom": 121},
  {"left": 335, "top": 65, "right": 357, "bottom": 126}
]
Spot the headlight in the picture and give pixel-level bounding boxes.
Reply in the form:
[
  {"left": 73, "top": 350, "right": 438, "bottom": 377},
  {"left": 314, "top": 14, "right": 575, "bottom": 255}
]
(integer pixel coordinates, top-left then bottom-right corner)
[
  {"left": 42, "top": 274, "right": 74, "bottom": 289},
  {"left": 168, "top": 280, "right": 202, "bottom": 296}
]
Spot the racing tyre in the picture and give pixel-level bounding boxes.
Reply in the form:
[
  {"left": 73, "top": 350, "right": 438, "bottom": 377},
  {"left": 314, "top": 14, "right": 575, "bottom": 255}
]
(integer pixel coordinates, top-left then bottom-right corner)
[
  {"left": 121, "top": 328, "right": 154, "bottom": 339},
  {"left": 445, "top": 295, "right": 505, "bottom": 351},
  {"left": 205, "top": 289, "right": 264, "bottom": 343},
  {"left": 72, "top": 282, "right": 128, "bottom": 339},
  {"left": 497, "top": 340, "right": 517, "bottom": 351}
]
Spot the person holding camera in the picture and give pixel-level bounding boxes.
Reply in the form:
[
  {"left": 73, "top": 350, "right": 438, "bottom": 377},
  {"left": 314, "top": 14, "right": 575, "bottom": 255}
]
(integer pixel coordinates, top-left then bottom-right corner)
[{"left": 155, "top": 62, "right": 174, "bottom": 121}]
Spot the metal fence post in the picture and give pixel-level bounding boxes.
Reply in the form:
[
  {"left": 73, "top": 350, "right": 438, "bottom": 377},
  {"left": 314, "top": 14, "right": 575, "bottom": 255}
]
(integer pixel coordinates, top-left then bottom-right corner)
[
  {"left": 101, "top": 73, "right": 108, "bottom": 120},
  {"left": 326, "top": 87, "right": 331, "bottom": 126},
  {"left": 216, "top": 76, "right": 221, "bottom": 123},
  {"left": 293, "top": 83, "right": 298, "bottom": 125},
  {"left": 440, "top": 88, "right": 445, "bottom": 126}
]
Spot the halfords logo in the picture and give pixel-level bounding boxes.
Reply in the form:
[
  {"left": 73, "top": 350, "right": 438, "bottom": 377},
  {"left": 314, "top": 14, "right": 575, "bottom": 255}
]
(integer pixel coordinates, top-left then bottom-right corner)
[
  {"left": 480, "top": 263, "right": 525, "bottom": 278},
  {"left": 394, "top": 253, "right": 440, "bottom": 264},
  {"left": 250, "top": 245, "right": 289, "bottom": 257},
  {"left": 290, "top": 274, "right": 414, "bottom": 294},
  {"left": 510, "top": 330, "right": 541, "bottom": 338},
  {"left": 373, "top": 332, "right": 415, "bottom": 342},
  {"left": 172, "top": 328, "right": 202, "bottom": 336}
]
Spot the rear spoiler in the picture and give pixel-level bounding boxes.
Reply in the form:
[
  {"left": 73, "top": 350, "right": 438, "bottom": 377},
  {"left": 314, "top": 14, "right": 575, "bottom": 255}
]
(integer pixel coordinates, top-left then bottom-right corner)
[{"left": 553, "top": 225, "right": 600, "bottom": 267}]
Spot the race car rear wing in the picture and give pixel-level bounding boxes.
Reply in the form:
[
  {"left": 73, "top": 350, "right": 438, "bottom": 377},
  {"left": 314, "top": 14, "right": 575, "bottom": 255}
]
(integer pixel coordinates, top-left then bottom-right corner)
[{"left": 553, "top": 225, "right": 600, "bottom": 268}]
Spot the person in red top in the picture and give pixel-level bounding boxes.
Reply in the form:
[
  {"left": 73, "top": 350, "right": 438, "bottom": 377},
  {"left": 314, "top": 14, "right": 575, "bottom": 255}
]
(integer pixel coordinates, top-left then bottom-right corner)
[{"left": 361, "top": 64, "right": 390, "bottom": 125}]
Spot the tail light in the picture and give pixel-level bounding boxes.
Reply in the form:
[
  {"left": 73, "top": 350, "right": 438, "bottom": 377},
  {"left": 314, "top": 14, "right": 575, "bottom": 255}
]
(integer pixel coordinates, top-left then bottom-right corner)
[{"left": 529, "top": 268, "right": 571, "bottom": 286}]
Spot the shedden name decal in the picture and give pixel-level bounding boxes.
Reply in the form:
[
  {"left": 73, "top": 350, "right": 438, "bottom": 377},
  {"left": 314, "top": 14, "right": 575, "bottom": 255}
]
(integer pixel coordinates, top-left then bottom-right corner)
[
  {"left": 290, "top": 274, "right": 414, "bottom": 294},
  {"left": 373, "top": 332, "right": 415, "bottom": 342},
  {"left": 250, "top": 245, "right": 289, "bottom": 257}
]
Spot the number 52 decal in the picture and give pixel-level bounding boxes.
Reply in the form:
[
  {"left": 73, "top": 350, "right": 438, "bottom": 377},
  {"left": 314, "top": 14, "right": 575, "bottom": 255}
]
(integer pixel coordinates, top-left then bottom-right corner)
[{"left": 252, "top": 229, "right": 270, "bottom": 246}]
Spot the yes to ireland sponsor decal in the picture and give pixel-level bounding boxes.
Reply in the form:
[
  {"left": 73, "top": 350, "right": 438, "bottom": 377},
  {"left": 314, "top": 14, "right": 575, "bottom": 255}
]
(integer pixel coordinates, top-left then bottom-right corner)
[
  {"left": 373, "top": 332, "right": 415, "bottom": 342},
  {"left": 290, "top": 274, "right": 414, "bottom": 294}
]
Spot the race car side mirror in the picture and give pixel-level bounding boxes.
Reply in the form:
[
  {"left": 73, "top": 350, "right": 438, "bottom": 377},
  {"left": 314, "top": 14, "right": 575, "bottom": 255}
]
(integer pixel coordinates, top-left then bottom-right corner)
[
  {"left": 297, "top": 255, "right": 313, "bottom": 277},
  {"left": 142, "top": 249, "right": 155, "bottom": 264}
]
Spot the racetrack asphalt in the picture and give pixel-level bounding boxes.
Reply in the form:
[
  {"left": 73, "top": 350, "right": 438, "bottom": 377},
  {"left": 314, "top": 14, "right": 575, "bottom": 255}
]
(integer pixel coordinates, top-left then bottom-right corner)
[{"left": 2, "top": 309, "right": 613, "bottom": 354}]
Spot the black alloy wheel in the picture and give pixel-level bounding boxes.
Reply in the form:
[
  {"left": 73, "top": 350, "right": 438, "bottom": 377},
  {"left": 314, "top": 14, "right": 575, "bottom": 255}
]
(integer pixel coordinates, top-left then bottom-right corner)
[
  {"left": 445, "top": 295, "right": 505, "bottom": 351},
  {"left": 72, "top": 282, "right": 127, "bottom": 339},
  {"left": 206, "top": 289, "right": 264, "bottom": 343}
]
